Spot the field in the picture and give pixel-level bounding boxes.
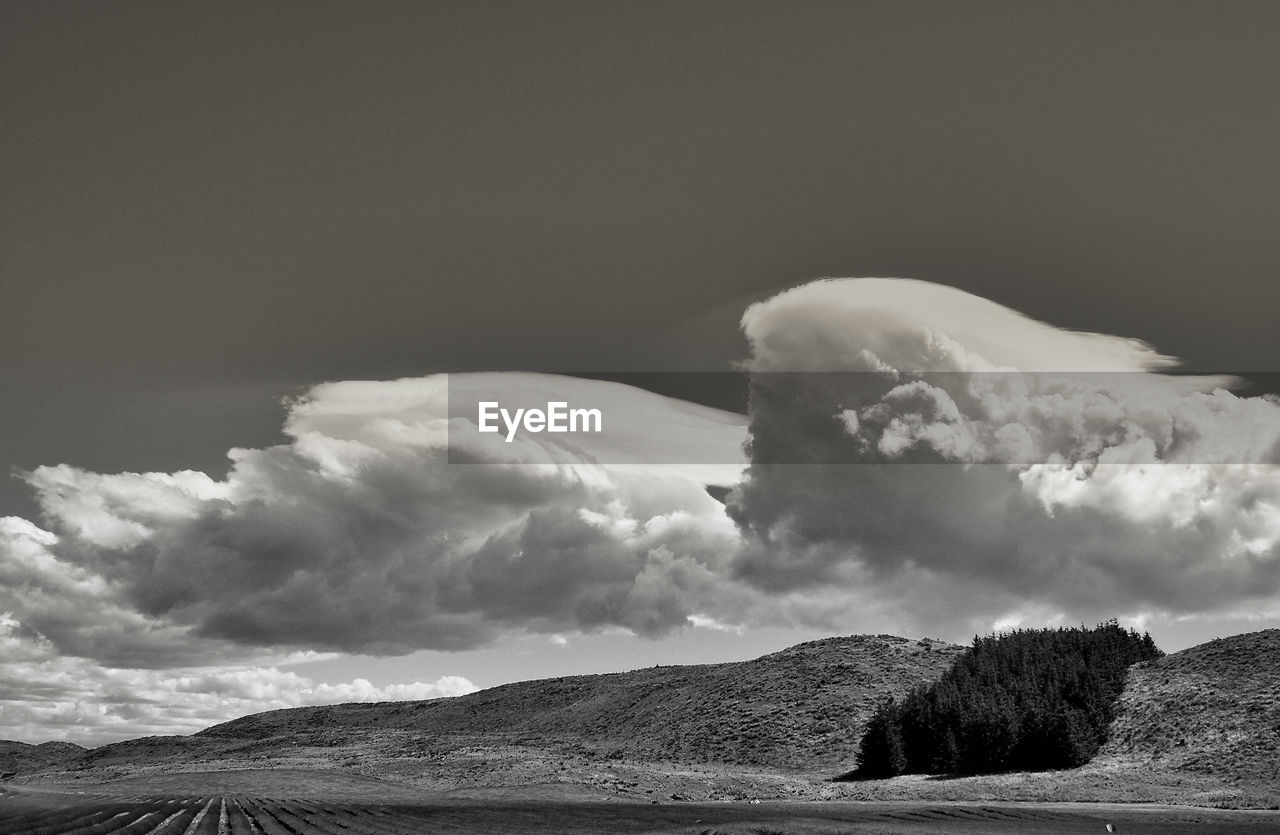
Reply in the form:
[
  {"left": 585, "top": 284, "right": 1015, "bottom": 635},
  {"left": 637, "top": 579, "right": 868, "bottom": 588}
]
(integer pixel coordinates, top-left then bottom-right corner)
[{"left": 4, "top": 786, "right": 1280, "bottom": 835}]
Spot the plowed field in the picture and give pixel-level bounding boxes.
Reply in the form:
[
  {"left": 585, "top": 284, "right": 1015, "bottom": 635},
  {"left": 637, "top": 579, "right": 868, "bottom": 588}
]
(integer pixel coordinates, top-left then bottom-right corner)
[{"left": 3, "top": 790, "right": 1279, "bottom": 834}]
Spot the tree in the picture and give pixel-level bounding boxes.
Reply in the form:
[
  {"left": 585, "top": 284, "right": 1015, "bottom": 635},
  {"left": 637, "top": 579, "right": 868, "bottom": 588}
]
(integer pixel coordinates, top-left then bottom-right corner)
[
  {"left": 847, "top": 621, "right": 1163, "bottom": 778},
  {"left": 856, "top": 698, "right": 907, "bottom": 778}
]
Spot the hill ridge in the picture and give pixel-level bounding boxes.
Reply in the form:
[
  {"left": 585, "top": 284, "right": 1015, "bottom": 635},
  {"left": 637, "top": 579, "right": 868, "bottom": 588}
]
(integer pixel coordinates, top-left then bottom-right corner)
[
  {"left": 1096, "top": 628, "right": 1280, "bottom": 783},
  {"left": 6, "top": 628, "right": 1279, "bottom": 809},
  {"left": 193, "top": 633, "right": 963, "bottom": 771}
]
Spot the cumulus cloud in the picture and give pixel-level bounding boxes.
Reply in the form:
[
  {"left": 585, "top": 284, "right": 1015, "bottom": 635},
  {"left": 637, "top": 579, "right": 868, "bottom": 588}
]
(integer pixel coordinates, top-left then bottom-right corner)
[
  {"left": 729, "top": 277, "right": 1280, "bottom": 635},
  {"left": 0, "top": 613, "right": 475, "bottom": 745},
  {"left": 4, "top": 374, "right": 763, "bottom": 665},
  {"left": 0, "top": 516, "right": 241, "bottom": 669}
]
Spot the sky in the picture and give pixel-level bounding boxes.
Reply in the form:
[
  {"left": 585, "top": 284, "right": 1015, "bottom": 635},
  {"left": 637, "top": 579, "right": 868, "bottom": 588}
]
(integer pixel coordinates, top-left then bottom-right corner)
[{"left": 4, "top": 1, "right": 1280, "bottom": 745}]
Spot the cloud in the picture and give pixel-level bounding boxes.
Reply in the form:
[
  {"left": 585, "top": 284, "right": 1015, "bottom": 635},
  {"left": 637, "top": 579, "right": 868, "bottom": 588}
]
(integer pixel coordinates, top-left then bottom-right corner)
[
  {"left": 6, "top": 276, "right": 1280, "bottom": 743},
  {"left": 0, "top": 516, "right": 241, "bottom": 669},
  {"left": 740, "top": 277, "right": 1179, "bottom": 373},
  {"left": 0, "top": 613, "right": 476, "bottom": 745},
  {"left": 5, "top": 374, "right": 764, "bottom": 663},
  {"left": 728, "top": 277, "right": 1280, "bottom": 636}
]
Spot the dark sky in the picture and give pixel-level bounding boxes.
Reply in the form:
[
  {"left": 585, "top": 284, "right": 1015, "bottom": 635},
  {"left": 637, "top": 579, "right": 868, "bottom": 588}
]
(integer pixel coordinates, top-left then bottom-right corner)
[{"left": 5, "top": 1, "right": 1280, "bottom": 517}]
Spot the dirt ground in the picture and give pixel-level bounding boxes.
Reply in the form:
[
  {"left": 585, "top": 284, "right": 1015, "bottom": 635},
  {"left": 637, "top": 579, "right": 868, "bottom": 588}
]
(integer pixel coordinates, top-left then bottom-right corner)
[
  {"left": 3, "top": 790, "right": 1280, "bottom": 834},
  {"left": 4, "top": 770, "right": 1280, "bottom": 834}
]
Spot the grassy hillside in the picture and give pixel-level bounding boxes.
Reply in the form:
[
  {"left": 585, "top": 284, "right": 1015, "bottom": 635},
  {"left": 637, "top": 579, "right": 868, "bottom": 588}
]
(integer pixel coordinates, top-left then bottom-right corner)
[
  {"left": 0, "top": 741, "right": 84, "bottom": 775},
  {"left": 198, "top": 635, "right": 962, "bottom": 772},
  {"left": 1096, "top": 629, "right": 1280, "bottom": 783},
  {"left": 6, "top": 631, "right": 1280, "bottom": 808}
]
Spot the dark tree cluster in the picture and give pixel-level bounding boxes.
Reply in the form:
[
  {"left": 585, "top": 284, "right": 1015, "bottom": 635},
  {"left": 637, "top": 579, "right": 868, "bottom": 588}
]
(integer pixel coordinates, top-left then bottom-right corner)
[{"left": 851, "top": 620, "right": 1162, "bottom": 778}]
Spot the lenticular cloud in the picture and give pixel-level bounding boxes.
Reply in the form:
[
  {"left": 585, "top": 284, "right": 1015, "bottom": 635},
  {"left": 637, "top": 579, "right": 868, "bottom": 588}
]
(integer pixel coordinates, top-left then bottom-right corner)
[{"left": 729, "top": 277, "right": 1280, "bottom": 632}]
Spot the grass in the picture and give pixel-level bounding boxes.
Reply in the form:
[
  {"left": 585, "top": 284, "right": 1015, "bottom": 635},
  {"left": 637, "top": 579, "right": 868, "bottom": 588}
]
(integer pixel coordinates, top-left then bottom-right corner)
[{"left": 6, "top": 630, "right": 1280, "bottom": 815}]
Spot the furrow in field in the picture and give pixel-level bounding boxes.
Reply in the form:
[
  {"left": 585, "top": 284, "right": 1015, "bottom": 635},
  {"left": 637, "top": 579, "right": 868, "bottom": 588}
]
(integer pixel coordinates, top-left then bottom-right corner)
[
  {"left": 336, "top": 806, "right": 433, "bottom": 835},
  {"left": 124, "top": 808, "right": 185, "bottom": 835},
  {"left": 238, "top": 800, "right": 298, "bottom": 835},
  {"left": 5, "top": 802, "right": 135, "bottom": 835},
  {"left": 0, "top": 804, "right": 83, "bottom": 833},
  {"left": 351, "top": 805, "right": 451, "bottom": 835},
  {"left": 71, "top": 808, "right": 161, "bottom": 835},
  {"left": 290, "top": 802, "right": 399, "bottom": 835},
  {"left": 178, "top": 798, "right": 215, "bottom": 835},
  {"left": 225, "top": 800, "right": 265, "bottom": 835},
  {"left": 215, "top": 798, "right": 230, "bottom": 835},
  {"left": 296, "top": 804, "right": 430, "bottom": 835},
  {"left": 269, "top": 802, "right": 353, "bottom": 835},
  {"left": 79, "top": 810, "right": 171, "bottom": 835},
  {"left": 381, "top": 804, "right": 478, "bottom": 833},
  {"left": 140, "top": 806, "right": 196, "bottom": 835}
]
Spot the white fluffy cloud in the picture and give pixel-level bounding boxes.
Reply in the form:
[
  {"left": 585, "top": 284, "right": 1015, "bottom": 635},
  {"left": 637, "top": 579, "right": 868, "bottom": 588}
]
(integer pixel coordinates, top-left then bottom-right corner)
[
  {"left": 729, "top": 278, "right": 1280, "bottom": 634},
  {"left": 0, "top": 613, "right": 475, "bottom": 745},
  {"left": 740, "top": 277, "right": 1179, "bottom": 373},
  {"left": 5, "top": 374, "right": 759, "bottom": 664}
]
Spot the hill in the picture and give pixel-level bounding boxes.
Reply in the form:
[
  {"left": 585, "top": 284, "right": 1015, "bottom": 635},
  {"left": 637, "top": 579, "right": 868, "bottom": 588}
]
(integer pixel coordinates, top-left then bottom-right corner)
[
  {"left": 0, "top": 635, "right": 961, "bottom": 786},
  {"left": 0, "top": 741, "right": 84, "bottom": 776},
  {"left": 820, "top": 630, "right": 1280, "bottom": 810},
  {"left": 196, "top": 634, "right": 962, "bottom": 772},
  {"left": 5, "top": 630, "right": 1280, "bottom": 809},
  {"left": 1096, "top": 628, "right": 1280, "bottom": 784}
]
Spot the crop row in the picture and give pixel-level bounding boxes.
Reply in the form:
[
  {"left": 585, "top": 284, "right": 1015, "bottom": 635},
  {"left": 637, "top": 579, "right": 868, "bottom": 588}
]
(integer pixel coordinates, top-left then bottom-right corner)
[{"left": 0, "top": 795, "right": 440, "bottom": 835}]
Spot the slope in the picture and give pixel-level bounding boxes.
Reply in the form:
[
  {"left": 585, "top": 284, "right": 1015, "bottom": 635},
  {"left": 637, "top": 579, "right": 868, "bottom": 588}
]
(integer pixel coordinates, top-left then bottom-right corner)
[
  {"left": 195, "top": 635, "right": 961, "bottom": 773},
  {"left": 1096, "top": 628, "right": 1280, "bottom": 784},
  {"left": 0, "top": 741, "right": 84, "bottom": 776}
]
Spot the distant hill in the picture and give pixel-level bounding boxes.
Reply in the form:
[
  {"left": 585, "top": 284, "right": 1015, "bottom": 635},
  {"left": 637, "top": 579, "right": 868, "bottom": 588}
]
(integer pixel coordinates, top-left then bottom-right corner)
[
  {"left": 1097, "top": 629, "right": 1280, "bottom": 784},
  {"left": 0, "top": 740, "right": 84, "bottom": 775},
  {"left": 11, "top": 628, "right": 1280, "bottom": 806},
  {"left": 197, "top": 634, "right": 963, "bottom": 772},
  {"left": 1, "top": 635, "right": 962, "bottom": 781}
]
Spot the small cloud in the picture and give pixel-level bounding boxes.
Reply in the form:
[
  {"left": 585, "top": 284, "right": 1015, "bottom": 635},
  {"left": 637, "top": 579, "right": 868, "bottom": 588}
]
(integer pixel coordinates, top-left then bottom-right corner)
[
  {"left": 0, "top": 614, "right": 477, "bottom": 745},
  {"left": 991, "top": 614, "right": 1025, "bottom": 634},
  {"left": 686, "top": 613, "right": 744, "bottom": 634}
]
